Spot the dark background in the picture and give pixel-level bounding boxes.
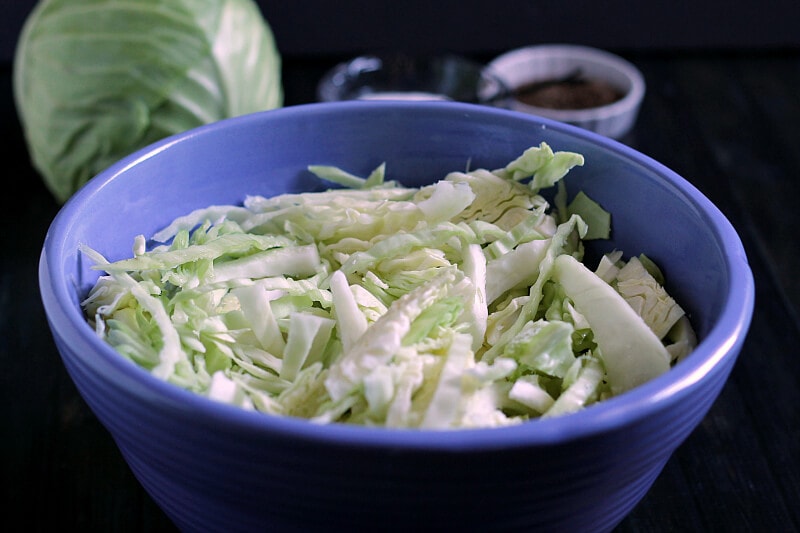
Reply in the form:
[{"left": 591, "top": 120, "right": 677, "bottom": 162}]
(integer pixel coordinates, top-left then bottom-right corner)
[
  {"left": 3, "top": 0, "right": 800, "bottom": 63},
  {"left": 3, "top": 1, "right": 800, "bottom": 532}
]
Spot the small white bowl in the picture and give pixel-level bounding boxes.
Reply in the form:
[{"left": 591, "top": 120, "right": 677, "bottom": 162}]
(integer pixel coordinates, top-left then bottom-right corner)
[{"left": 484, "top": 44, "right": 646, "bottom": 139}]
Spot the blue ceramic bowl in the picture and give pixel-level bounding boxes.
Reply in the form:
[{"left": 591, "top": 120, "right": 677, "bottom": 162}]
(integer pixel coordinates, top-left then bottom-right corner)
[{"left": 39, "top": 101, "right": 754, "bottom": 532}]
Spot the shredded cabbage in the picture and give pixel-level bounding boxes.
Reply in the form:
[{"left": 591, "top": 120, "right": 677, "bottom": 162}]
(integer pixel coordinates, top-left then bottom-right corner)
[{"left": 80, "top": 142, "right": 697, "bottom": 429}]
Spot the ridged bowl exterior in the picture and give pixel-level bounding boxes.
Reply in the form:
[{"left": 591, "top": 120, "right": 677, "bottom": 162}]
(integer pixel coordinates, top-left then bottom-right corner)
[{"left": 39, "top": 101, "right": 754, "bottom": 533}]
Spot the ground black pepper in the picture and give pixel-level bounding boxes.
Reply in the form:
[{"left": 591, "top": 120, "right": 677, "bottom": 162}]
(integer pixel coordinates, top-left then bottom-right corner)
[{"left": 515, "top": 75, "right": 624, "bottom": 109}]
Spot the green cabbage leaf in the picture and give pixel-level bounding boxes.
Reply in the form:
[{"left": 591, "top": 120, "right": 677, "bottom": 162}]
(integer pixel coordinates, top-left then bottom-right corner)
[{"left": 14, "top": 0, "right": 283, "bottom": 203}]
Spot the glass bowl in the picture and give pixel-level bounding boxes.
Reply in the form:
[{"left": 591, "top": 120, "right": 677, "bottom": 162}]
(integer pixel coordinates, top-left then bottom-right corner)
[{"left": 317, "top": 52, "right": 507, "bottom": 103}]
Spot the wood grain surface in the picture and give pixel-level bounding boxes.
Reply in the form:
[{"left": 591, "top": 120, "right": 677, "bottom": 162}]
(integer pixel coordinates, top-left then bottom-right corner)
[{"left": 2, "top": 50, "right": 798, "bottom": 532}]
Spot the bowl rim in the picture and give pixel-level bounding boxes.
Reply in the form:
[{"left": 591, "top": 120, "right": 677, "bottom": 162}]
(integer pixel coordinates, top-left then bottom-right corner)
[
  {"left": 40, "top": 100, "right": 754, "bottom": 451},
  {"left": 484, "top": 43, "right": 647, "bottom": 122}
]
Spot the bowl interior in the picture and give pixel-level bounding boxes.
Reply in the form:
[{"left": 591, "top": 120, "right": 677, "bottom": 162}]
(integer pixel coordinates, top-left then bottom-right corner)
[
  {"left": 43, "top": 100, "right": 751, "bottom": 442},
  {"left": 489, "top": 46, "right": 636, "bottom": 91}
]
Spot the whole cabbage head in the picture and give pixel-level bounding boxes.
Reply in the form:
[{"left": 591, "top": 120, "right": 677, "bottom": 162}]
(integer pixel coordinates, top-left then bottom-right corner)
[{"left": 14, "top": 0, "right": 284, "bottom": 203}]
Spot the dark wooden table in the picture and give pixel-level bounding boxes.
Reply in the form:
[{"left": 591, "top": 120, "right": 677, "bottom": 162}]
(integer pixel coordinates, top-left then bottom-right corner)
[{"left": 2, "top": 50, "right": 798, "bottom": 532}]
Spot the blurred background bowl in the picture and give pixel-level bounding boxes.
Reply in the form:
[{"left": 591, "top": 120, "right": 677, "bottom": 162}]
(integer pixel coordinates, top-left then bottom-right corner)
[
  {"left": 39, "top": 101, "right": 753, "bottom": 533},
  {"left": 317, "top": 51, "right": 506, "bottom": 103},
  {"left": 484, "top": 44, "right": 646, "bottom": 139}
]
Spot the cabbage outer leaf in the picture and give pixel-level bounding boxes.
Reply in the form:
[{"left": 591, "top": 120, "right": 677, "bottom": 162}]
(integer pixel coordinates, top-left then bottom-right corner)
[{"left": 14, "top": 0, "right": 283, "bottom": 203}]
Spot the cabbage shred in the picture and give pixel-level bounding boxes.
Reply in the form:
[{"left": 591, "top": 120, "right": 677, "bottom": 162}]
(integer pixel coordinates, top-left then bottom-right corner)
[{"left": 81, "top": 142, "right": 696, "bottom": 429}]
